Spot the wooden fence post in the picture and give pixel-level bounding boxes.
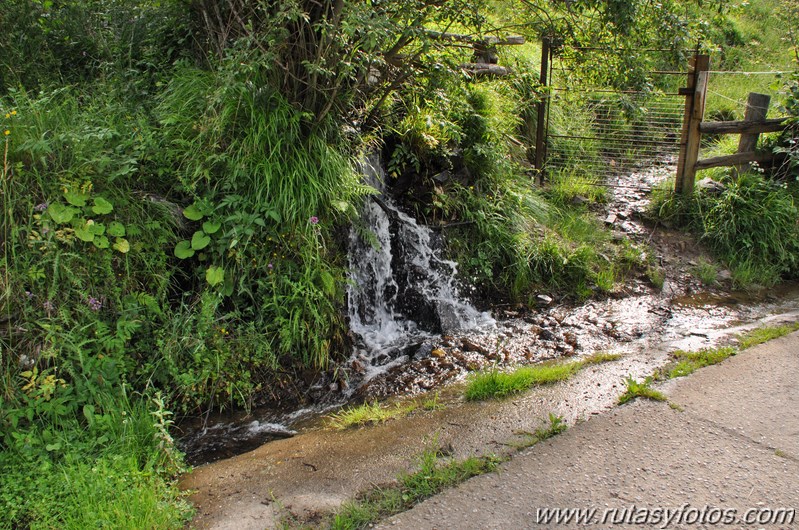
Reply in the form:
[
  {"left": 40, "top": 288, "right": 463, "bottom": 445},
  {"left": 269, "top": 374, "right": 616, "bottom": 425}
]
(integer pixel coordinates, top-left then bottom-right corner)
[
  {"left": 675, "top": 54, "right": 710, "bottom": 195},
  {"left": 534, "top": 37, "right": 551, "bottom": 185},
  {"left": 734, "top": 92, "right": 771, "bottom": 175}
]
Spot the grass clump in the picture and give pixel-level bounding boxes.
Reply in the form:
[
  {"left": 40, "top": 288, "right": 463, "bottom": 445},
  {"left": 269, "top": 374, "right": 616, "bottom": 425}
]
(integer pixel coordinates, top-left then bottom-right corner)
[
  {"left": 465, "top": 363, "right": 580, "bottom": 401},
  {"left": 331, "top": 448, "right": 501, "bottom": 530},
  {"left": 668, "top": 346, "right": 737, "bottom": 378},
  {"left": 465, "top": 353, "right": 620, "bottom": 401},
  {"left": 650, "top": 172, "right": 799, "bottom": 288},
  {"left": 738, "top": 322, "right": 799, "bottom": 349},
  {"left": 617, "top": 376, "right": 668, "bottom": 405},
  {"left": 516, "top": 413, "right": 568, "bottom": 449},
  {"left": 326, "top": 402, "right": 415, "bottom": 430}
]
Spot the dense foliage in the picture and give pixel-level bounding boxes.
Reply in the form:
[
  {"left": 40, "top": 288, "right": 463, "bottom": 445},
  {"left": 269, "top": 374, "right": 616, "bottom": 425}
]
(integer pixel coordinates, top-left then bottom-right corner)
[{"left": 0, "top": 0, "right": 796, "bottom": 527}]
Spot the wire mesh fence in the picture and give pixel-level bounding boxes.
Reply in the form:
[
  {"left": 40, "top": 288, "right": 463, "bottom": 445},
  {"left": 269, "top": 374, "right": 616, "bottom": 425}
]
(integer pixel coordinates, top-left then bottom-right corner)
[{"left": 544, "top": 49, "right": 690, "bottom": 184}]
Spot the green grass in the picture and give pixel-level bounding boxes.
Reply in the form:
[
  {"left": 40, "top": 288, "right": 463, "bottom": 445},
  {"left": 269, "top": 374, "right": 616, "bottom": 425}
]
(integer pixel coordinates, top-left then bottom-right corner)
[
  {"left": 668, "top": 346, "right": 737, "bottom": 378},
  {"left": 738, "top": 322, "right": 799, "bottom": 349},
  {"left": 330, "top": 449, "right": 502, "bottom": 530},
  {"left": 326, "top": 402, "right": 416, "bottom": 430},
  {"left": 617, "top": 376, "right": 668, "bottom": 405},
  {"left": 465, "top": 353, "right": 620, "bottom": 401},
  {"left": 515, "top": 413, "right": 568, "bottom": 448},
  {"left": 691, "top": 259, "right": 720, "bottom": 286}
]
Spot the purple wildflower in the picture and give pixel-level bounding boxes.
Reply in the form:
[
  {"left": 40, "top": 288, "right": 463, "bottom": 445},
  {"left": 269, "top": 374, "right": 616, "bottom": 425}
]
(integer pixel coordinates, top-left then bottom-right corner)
[
  {"left": 87, "top": 297, "right": 102, "bottom": 311},
  {"left": 267, "top": 262, "right": 273, "bottom": 269},
  {"left": 25, "top": 291, "right": 34, "bottom": 300},
  {"left": 34, "top": 202, "right": 49, "bottom": 212},
  {"left": 309, "top": 216, "right": 319, "bottom": 225},
  {"left": 43, "top": 300, "right": 54, "bottom": 312}
]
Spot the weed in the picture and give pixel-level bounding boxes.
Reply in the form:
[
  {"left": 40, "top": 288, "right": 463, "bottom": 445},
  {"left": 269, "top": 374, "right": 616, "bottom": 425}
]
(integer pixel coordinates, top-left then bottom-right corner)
[
  {"left": 617, "top": 376, "right": 668, "bottom": 405},
  {"left": 465, "top": 362, "right": 581, "bottom": 401},
  {"left": 331, "top": 448, "right": 502, "bottom": 530},
  {"left": 581, "top": 352, "right": 623, "bottom": 365},
  {"left": 516, "top": 413, "right": 569, "bottom": 449},
  {"left": 668, "top": 346, "right": 737, "bottom": 378},
  {"left": 738, "top": 323, "right": 799, "bottom": 349},
  {"left": 646, "top": 266, "right": 665, "bottom": 290},
  {"left": 691, "top": 259, "right": 719, "bottom": 286},
  {"left": 465, "top": 353, "right": 619, "bottom": 401},
  {"left": 421, "top": 392, "right": 445, "bottom": 411},
  {"left": 326, "top": 401, "right": 414, "bottom": 430}
]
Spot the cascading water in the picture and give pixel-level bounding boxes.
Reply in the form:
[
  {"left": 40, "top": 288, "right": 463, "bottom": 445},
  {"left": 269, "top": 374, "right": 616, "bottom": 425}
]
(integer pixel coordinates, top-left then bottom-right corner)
[{"left": 347, "top": 155, "right": 495, "bottom": 380}]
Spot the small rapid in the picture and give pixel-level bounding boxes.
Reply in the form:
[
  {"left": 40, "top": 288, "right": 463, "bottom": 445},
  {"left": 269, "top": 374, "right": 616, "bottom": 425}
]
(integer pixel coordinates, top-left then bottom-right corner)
[{"left": 346, "top": 155, "right": 495, "bottom": 383}]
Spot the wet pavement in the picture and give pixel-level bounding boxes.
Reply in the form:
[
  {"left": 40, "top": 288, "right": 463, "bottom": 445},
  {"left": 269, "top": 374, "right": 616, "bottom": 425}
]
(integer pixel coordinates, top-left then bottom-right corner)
[{"left": 379, "top": 330, "right": 799, "bottom": 530}]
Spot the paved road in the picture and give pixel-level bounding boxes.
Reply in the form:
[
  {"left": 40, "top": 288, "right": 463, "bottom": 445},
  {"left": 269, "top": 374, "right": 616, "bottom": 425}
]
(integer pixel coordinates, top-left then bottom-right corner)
[{"left": 379, "top": 332, "right": 799, "bottom": 529}]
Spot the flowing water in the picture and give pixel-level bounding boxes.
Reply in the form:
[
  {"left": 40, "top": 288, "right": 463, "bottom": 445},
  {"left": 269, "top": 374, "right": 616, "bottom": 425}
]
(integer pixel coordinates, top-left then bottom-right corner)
[
  {"left": 346, "top": 155, "right": 495, "bottom": 386},
  {"left": 178, "top": 156, "right": 799, "bottom": 467}
]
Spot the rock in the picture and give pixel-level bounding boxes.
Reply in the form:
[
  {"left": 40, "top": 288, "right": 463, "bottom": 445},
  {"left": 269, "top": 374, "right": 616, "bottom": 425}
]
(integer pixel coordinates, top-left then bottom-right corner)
[
  {"left": 571, "top": 195, "right": 589, "bottom": 206},
  {"left": 536, "top": 294, "right": 553, "bottom": 305},
  {"left": 461, "top": 339, "right": 489, "bottom": 355},
  {"left": 604, "top": 213, "right": 617, "bottom": 226},
  {"left": 432, "top": 170, "right": 451, "bottom": 183},
  {"left": 414, "top": 341, "right": 435, "bottom": 360},
  {"left": 529, "top": 324, "right": 543, "bottom": 337},
  {"left": 431, "top": 348, "right": 446, "bottom": 358},
  {"left": 351, "top": 359, "right": 366, "bottom": 374},
  {"left": 718, "top": 269, "right": 733, "bottom": 282},
  {"left": 696, "top": 177, "right": 725, "bottom": 194},
  {"left": 563, "top": 332, "right": 579, "bottom": 349},
  {"left": 539, "top": 329, "right": 556, "bottom": 341}
]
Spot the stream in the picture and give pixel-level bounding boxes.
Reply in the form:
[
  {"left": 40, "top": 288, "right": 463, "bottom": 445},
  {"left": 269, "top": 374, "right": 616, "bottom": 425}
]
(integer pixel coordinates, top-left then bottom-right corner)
[{"left": 177, "top": 155, "right": 799, "bottom": 467}]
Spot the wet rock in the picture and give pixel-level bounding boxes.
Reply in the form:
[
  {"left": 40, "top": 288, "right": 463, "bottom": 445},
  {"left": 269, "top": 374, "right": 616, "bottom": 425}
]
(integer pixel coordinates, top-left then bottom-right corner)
[
  {"left": 556, "top": 343, "right": 575, "bottom": 356},
  {"left": 461, "top": 339, "right": 489, "bottom": 354},
  {"left": 431, "top": 348, "right": 446, "bottom": 358},
  {"left": 414, "top": 341, "right": 435, "bottom": 360},
  {"left": 537, "top": 294, "right": 554, "bottom": 306},
  {"left": 539, "top": 329, "right": 556, "bottom": 341},
  {"left": 564, "top": 332, "right": 579, "bottom": 349},
  {"left": 529, "top": 324, "right": 543, "bottom": 337},
  {"left": 351, "top": 359, "right": 366, "bottom": 374}
]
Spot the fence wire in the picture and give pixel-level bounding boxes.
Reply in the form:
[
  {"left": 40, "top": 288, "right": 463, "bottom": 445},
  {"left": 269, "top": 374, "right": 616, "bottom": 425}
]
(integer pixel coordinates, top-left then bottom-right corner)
[{"left": 546, "top": 89, "right": 685, "bottom": 181}]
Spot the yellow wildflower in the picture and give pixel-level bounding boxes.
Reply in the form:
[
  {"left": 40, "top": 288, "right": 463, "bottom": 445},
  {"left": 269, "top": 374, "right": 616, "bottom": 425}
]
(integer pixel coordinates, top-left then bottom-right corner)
[
  {"left": 3, "top": 130, "right": 9, "bottom": 136},
  {"left": 10, "top": 110, "right": 16, "bottom": 116}
]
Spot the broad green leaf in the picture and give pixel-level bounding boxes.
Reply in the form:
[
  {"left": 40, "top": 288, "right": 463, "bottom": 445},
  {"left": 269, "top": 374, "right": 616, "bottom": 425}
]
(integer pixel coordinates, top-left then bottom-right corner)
[
  {"left": 202, "top": 220, "right": 221, "bottom": 234},
  {"left": 88, "top": 221, "right": 105, "bottom": 235},
  {"left": 107, "top": 221, "right": 126, "bottom": 237},
  {"left": 74, "top": 225, "right": 95, "bottom": 242},
  {"left": 64, "top": 191, "right": 88, "bottom": 207},
  {"left": 113, "top": 238, "right": 130, "bottom": 254},
  {"left": 83, "top": 404, "right": 95, "bottom": 424},
  {"left": 183, "top": 204, "right": 204, "bottom": 221},
  {"left": 45, "top": 443, "right": 62, "bottom": 452},
  {"left": 191, "top": 230, "right": 211, "bottom": 250},
  {"left": 47, "top": 203, "right": 76, "bottom": 224},
  {"left": 205, "top": 265, "right": 224, "bottom": 286},
  {"left": 174, "top": 240, "right": 195, "bottom": 259},
  {"left": 93, "top": 235, "right": 110, "bottom": 249},
  {"left": 92, "top": 197, "right": 114, "bottom": 215},
  {"left": 267, "top": 210, "right": 281, "bottom": 223}
]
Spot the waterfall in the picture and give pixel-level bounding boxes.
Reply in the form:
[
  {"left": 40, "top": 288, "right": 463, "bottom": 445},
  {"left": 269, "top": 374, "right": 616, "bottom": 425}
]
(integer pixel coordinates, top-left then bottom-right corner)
[{"left": 347, "top": 155, "right": 494, "bottom": 378}]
